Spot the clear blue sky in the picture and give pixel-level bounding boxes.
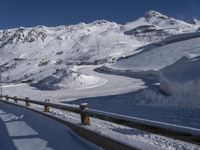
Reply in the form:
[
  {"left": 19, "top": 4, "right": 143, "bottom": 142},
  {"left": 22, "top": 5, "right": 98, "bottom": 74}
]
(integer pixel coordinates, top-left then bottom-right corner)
[{"left": 0, "top": 0, "right": 200, "bottom": 29}]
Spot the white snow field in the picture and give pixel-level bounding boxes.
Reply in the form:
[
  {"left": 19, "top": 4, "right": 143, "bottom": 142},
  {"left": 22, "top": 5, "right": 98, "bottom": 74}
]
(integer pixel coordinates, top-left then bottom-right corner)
[
  {"left": 1, "top": 10, "right": 200, "bottom": 149},
  {"left": 0, "top": 101, "right": 101, "bottom": 150}
]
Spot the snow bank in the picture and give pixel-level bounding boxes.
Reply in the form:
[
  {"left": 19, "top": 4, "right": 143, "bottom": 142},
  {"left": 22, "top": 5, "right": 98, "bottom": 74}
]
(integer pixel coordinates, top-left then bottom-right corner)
[
  {"left": 159, "top": 56, "right": 200, "bottom": 107},
  {"left": 0, "top": 102, "right": 100, "bottom": 150},
  {"left": 31, "top": 68, "right": 106, "bottom": 90}
]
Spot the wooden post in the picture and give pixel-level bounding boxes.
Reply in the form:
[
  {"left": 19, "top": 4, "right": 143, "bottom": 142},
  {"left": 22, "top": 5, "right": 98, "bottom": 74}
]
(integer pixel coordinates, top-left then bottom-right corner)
[
  {"left": 14, "top": 96, "right": 18, "bottom": 103},
  {"left": 5, "top": 95, "right": 9, "bottom": 101},
  {"left": 25, "top": 97, "right": 30, "bottom": 107},
  {"left": 44, "top": 99, "right": 50, "bottom": 112},
  {"left": 80, "top": 103, "right": 90, "bottom": 126}
]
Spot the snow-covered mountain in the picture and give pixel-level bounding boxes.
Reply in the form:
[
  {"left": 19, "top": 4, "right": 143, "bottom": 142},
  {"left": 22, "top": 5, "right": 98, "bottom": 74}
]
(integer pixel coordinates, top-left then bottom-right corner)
[
  {"left": 0, "top": 10, "right": 199, "bottom": 89},
  {"left": 123, "top": 11, "right": 198, "bottom": 41}
]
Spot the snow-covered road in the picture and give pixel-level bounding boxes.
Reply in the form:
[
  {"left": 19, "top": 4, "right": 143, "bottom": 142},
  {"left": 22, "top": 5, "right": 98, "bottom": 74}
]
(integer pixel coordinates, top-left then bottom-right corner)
[
  {"left": 2, "top": 65, "right": 145, "bottom": 102},
  {"left": 0, "top": 101, "right": 101, "bottom": 150},
  {"left": 59, "top": 65, "right": 145, "bottom": 100}
]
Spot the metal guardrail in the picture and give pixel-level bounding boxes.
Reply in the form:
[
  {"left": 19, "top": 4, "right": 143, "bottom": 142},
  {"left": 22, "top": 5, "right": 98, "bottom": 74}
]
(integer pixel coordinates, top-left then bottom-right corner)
[{"left": 0, "top": 94, "right": 199, "bottom": 145}]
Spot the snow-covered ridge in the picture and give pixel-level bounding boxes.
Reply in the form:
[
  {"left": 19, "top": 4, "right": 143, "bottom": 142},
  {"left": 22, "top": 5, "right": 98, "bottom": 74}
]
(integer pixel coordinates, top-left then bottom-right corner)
[
  {"left": 124, "top": 10, "right": 196, "bottom": 31},
  {"left": 123, "top": 10, "right": 199, "bottom": 41}
]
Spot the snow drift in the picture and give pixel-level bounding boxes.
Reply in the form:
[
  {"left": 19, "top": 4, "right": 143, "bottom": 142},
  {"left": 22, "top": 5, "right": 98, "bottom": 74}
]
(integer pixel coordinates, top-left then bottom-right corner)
[
  {"left": 159, "top": 55, "right": 200, "bottom": 107},
  {"left": 31, "top": 67, "right": 106, "bottom": 90}
]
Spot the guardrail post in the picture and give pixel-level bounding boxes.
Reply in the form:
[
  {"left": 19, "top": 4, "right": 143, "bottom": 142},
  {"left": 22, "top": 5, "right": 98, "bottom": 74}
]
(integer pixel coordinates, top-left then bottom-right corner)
[
  {"left": 44, "top": 99, "right": 50, "bottom": 112},
  {"left": 14, "top": 96, "right": 18, "bottom": 103},
  {"left": 80, "top": 103, "right": 90, "bottom": 126},
  {"left": 5, "top": 95, "right": 9, "bottom": 102},
  {"left": 5, "top": 95, "right": 9, "bottom": 101},
  {"left": 25, "top": 97, "right": 30, "bottom": 107}
]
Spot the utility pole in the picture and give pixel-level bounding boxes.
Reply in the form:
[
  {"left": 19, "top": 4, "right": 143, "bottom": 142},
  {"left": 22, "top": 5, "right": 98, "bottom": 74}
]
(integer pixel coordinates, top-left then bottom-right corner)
[
  {"left": 116, "top": 36, "right": 119, "bottom": 44},
  {"left": 97, "top": 41, "right": 100, "bottom": 51},
  {"left": 0, "top": 67, "right": 2, "bottom": 95}
]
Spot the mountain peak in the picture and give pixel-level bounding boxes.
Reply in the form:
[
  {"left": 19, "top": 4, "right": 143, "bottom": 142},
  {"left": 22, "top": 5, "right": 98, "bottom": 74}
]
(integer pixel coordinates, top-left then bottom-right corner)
[
  {"left": 91, "top": 19, "right": 110, "bottom": 25},
  {"left": 144, "top": 10, "right": 168, "bottom": 19}
]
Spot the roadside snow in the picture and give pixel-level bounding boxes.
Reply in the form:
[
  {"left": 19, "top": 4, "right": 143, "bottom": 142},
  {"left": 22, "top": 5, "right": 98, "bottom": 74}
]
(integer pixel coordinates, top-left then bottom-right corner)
[
  {"left": 0, "top": 101, "right": 101, "bottom": 150},
  {"left": 1, "top": 100, "right": 199, "bottom": 150},
  {"left": 159, "top": 55, "right": 200, "bottom": 107}
]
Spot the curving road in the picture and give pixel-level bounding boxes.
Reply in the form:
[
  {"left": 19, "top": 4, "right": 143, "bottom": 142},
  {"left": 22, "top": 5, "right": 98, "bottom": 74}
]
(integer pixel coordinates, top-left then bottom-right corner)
[
  {"left": 57, "top": 65, "right": 145, "bottom": 100},
  {"left": 2, "top": 65, "right": 145, "bottom": 102}
]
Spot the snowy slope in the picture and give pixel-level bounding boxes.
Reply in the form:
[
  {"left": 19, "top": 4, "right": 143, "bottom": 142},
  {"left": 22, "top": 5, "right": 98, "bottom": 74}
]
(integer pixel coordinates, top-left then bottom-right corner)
[
  {"left": 124, "top": 11, "right": 196, "bottom": 32},
  {"left": 123, "top": 11, "right": 198, "bottom": 42},
  {"left": 0, "top": 11, "right": 199, "bottom": 90},
  {"left": 159, "top": 55, "right": 200, "bottom": 107},
  {"left": 161, "top": 55, "right": 200, "bottom": 83},
  {"left": 110, "top": 35, "right": 200, "bottom": 71},
  {"left": 0, "top": 20, "right": 145, "bottom": 89},
  {"left": 105, "top": 33, "right": 200, "bottom": 108}
]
